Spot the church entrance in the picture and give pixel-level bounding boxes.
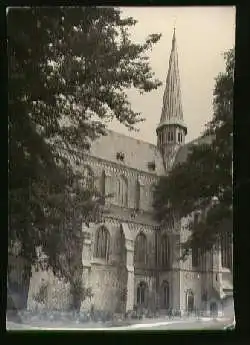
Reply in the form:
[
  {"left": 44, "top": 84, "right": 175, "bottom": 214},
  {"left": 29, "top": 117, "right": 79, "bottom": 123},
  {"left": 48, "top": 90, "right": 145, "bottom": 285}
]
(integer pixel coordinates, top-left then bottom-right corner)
[
  {"left": 210, "top": 302, "right": 218, "bottom": 317},
  {"left": 137, "top": 281, "right": 147, "bottom": 306},
  {"left": 160, "top": 281, "right": 170, "bottom": 309},
  {"left": 186, "top": 290, "right": 194, "bottom": 313}
]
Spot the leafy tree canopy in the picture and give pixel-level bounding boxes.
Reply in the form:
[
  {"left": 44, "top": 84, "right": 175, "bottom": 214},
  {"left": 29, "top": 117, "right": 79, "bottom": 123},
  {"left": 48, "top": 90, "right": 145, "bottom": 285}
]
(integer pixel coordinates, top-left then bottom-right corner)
[
  {"left": 153, "top": 48, "right": 234, "bottom": 255},
  {"left": 8, "top": 6, "right": 162, "bottom": 283}
]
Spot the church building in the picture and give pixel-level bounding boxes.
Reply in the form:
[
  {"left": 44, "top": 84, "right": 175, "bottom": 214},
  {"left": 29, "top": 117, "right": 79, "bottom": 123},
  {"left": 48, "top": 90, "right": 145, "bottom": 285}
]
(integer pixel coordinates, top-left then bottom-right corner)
[{"left": 27, "top": 29, "right": 233, "bottom": 316}]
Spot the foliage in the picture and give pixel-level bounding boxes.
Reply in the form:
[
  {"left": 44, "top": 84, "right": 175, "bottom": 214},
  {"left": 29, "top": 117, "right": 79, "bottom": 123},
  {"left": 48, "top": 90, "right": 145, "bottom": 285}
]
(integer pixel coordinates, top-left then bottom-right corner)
[
  {"left": 8, "top": 6, "right": 162, "bottom": 307},
  {"left": 153, "top": 48, "right": 234, "bottom": 254}
]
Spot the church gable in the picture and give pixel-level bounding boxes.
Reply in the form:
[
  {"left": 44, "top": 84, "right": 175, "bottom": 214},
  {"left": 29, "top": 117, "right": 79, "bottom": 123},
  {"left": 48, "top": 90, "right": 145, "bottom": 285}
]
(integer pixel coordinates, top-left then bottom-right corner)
[{"left": 88, "top": 130, "right": 165, "bottom": 175}]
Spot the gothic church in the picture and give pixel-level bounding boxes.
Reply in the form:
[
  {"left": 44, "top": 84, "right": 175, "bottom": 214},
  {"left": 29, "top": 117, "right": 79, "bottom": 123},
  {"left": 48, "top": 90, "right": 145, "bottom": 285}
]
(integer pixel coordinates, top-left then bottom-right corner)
[{"left": 27, "top": 29, "right": 233, "bottom": 316}]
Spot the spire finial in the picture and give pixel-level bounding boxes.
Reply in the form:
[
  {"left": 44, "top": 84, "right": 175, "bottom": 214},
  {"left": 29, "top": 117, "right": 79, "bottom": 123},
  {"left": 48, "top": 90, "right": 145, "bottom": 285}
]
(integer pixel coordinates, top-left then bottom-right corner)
[
  {"left": 174, "top": 16, "right": 177, "bottom": 31},
  {"left": 158, "top": 18, "right": 186, "bottom": 131},
  {"left": 172, "top": 18, "right": 177, "bottom": 46}
]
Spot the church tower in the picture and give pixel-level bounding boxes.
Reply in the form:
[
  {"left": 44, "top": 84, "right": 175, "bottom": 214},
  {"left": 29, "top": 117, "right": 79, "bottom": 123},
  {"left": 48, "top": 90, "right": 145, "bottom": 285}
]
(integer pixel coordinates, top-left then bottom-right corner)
[{"left": 156, "top": 28, "right": 187, "bottom": 171}]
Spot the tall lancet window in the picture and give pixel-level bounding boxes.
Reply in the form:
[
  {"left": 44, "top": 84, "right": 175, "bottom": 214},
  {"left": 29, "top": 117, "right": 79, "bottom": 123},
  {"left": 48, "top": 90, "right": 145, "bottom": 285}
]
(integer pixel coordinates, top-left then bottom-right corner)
[
  {"left": 115, "top": 176, "right": 128, "bottom": 207},
  {"left": 186, "top": 290, "right": 194, "bottom": 312},
  {"left": 200, "top": 247, "right": 207, "bottom": 271},
  {"left": 134, "top": 233, "right": 147, "bottom": 265},
  {"left": 192, "top": 213, "right": 199, "bottom": 267},
  {"left": 135, "top": 179, "right": 140, "bottom": 210},
  {"left": 161, "top": 234, "right": 170, "bottom": 267},
  {"left": 137, "top": 282, "right": 147, "bottom": 305},
  {"left": 100, "top": 170, "right": 105, "bottom": 197},
  {"left": 178, "top": 132, "right": 183, "bottom": 143},
  {"left": 80, "top": 166, "right": 94, "bottom": 191},
  {"left": 149, "top": 185, "right": 154, "bottom": 208},
  {"left": 94, "top": 226, "right": 110, "bottom": 260},
  {"left": 118, "top": 176, "right": 128, "bottom": 207},
  {"left": 221, "top": 232, "right": 232, "bottom": 269},
  {"left": 161, "top": 281, "right": 170, "bottom": 309}
]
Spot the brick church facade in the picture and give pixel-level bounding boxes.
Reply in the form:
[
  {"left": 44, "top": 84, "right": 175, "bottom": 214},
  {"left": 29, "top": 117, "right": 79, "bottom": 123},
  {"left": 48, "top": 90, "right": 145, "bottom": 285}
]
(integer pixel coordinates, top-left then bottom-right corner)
[{"left": 26, "top": 30, "right": 233, "bottom": 316}]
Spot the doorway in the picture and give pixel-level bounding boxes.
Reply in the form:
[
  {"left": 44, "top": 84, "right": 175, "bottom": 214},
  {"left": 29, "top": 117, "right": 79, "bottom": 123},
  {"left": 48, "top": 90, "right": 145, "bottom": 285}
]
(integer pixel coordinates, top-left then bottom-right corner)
[
  {"left": 210, "top": 302, "right": 218, "bottom": 317},
  {"left": 186, "top": 290, "right": 194, "bottom": 313}
]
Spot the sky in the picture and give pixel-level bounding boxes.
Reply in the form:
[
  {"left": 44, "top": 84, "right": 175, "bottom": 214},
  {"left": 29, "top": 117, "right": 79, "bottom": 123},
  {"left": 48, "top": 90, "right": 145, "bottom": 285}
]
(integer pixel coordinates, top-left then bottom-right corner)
[{"left": 108, "top": 6, "right": 236, "bottom": 144}]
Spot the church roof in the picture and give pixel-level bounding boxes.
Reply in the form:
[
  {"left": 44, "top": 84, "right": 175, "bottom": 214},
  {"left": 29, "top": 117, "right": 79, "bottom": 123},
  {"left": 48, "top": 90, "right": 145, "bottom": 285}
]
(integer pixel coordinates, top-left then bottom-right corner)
[
  {"left": 173, "top": 135, "right": 214, "bottom": 166},
  {"left": 89, "top": 130, "right": 165, "bottom": 175},
  {"left": 157, "top": 29, "right": 187, "bottom": 133}
]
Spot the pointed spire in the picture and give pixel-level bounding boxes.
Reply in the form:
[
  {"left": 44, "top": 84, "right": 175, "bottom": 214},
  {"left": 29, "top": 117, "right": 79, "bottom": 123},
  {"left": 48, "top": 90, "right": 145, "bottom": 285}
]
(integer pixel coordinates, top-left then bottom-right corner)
[
  {"left": 172, "top": 26, "right": 176, "bottom": 47},
  {"left": 157, "top": 28, "right": 186, "bottom": 132}
]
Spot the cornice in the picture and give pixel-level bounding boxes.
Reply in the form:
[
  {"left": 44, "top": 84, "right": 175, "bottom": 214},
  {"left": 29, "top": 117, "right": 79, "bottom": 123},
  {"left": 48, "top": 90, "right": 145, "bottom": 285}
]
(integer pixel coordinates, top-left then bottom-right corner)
[
  {"left": 53, "top": 144, "right": 161, "bottom": 183},
  {"left": 83, "top": 153, "right": 160, "bottom": 183},
  {"left": 101, "top": 214, "right": 160, "bottom": 232}
]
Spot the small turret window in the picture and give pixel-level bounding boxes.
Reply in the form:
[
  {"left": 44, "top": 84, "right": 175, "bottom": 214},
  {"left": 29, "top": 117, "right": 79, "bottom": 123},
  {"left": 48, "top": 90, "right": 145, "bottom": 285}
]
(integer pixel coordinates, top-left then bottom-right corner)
[
  {"left": 170, "top": 132, "right": 174, "bottom": 141},
  {"left": 168, "top": 132, "right": 171, "bottom": 142}
]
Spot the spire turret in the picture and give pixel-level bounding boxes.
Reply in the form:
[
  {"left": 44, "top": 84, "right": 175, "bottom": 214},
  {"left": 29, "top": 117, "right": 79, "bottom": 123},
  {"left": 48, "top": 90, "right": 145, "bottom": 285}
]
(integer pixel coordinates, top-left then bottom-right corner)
[
  {"left": 156, "top": 29, "right": 187, "bottom": 171},
  {"left": 158, "top": 28, "right": 186, "bottom": 130}
]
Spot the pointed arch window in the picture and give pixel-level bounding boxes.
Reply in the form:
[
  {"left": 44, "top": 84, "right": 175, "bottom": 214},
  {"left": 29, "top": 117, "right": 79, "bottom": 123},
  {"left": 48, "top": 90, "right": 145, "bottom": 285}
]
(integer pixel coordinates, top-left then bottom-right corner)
[
  {"left": 186, "top": 290, "right": 194, "bottom": 312},
  {"left": 200, "top": 247, "right": 207, "bottom": 271},
  {"left": 135, "top": 179, "right": 140, "bottom": 210},
  {"left": 149, "top": 185, "right": 154, "bottom": 208},
  {"left": 79, "top": 166, "right": 94, "bottom": 191},
  {"left": 116, "top": 175, "right": 128, "bottom": 207},
  {"left": 94, "top": 226, "right": 110, "bottom": 260},
  {"left": 100, "top": 170, "right": 105, "bottom": 197},
  {"left": 161, "top": 234, "right": 170, "bottom": 267},
  {"left": 134, "top": 233, "right": 147, "bottom": 265},
  {"left": 170, "top": 132, "right": 174, "bottom": 141},
  {"left": 137, "top": 282, "right": 147, "bottom": 305},
  {"left": 221, "top": 232, "right": 232, "bottom": 269},
  {"left": 161, "top": 280, "right": 170, "bottom": 309},
  {"left": 192, "top": 213, "right": 199, "bottom": 267},
  {"left": 192, "top": 246, "right": 199, "bottom": 267}
]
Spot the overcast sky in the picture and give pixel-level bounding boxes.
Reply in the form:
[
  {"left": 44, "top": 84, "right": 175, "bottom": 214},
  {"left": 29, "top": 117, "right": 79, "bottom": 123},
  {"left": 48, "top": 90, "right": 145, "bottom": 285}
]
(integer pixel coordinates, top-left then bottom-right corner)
[{"left": 108, "top": 6, "right": 236, "bottom": 144}]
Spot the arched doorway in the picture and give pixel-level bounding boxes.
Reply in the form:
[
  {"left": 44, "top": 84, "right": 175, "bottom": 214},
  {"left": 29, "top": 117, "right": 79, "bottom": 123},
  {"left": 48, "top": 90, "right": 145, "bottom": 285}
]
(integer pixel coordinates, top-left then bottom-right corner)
[
  {"left": 137, "top": 281, "right": 147, "bottom": 307},
  {"left": 161, "top": 281, "right": 170, "bottom": 309},
  {"left": 186, "top": 290, "right": 194, "bottom": 313},
  {"left": 210, "top": 302, "right": 218, "bottom": 317}
]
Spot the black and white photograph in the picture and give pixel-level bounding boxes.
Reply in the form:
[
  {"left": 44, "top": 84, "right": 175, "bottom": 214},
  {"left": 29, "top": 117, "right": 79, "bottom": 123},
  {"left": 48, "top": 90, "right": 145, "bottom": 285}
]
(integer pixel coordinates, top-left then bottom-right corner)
[{"left": 7, "top": 6, "right": 235, "bottom": 331}]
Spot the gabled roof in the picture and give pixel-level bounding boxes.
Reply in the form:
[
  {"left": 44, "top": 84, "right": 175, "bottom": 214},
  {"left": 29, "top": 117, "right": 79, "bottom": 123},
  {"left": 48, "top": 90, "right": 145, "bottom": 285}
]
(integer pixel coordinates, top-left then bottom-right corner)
[{"left": 88, "top": 130, "right": 165, "bottom": 175}]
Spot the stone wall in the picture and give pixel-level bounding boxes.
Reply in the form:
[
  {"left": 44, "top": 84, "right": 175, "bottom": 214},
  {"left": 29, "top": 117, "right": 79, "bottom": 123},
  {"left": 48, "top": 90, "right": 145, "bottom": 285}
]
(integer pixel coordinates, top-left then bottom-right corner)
[
  {"left": 25, "top": 154, "right": 228, "bottom": 315},
  {"left": 80, "top": 155, "right": 158, "bottom": 213},
  {"left": 27, "top": 267, "right": 71, "bottom": 311},
  {"left": 88, "top": 264, "right": 122, "bottom": 312}
]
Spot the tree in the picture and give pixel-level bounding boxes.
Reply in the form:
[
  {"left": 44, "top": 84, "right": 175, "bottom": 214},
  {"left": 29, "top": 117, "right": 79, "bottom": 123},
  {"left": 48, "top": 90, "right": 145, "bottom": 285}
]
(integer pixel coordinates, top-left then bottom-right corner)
[
  {"left": 153, "top": 48, "right": 234, "bottom": 256},
  {"left": 8, "top": 6, "right": 162, "bottom": 310}
]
